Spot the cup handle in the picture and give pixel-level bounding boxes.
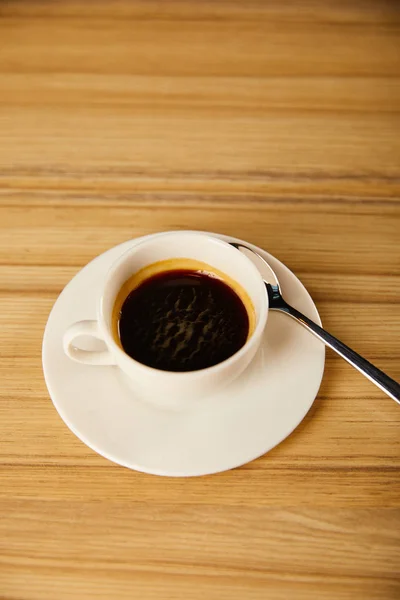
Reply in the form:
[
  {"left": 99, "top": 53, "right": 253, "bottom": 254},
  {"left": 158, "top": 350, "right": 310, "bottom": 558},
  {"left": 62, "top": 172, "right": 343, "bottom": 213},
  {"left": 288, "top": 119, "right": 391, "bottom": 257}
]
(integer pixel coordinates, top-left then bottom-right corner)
[{"left": 63, "top": 320, "right": 116, "bottom": 365}]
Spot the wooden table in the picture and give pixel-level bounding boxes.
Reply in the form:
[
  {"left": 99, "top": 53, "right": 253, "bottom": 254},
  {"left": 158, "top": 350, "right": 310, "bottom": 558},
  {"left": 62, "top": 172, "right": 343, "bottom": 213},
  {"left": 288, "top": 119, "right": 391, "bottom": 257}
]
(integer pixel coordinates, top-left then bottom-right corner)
[{"left": 1, "top": 2, "right": 399, "bottom": 599}]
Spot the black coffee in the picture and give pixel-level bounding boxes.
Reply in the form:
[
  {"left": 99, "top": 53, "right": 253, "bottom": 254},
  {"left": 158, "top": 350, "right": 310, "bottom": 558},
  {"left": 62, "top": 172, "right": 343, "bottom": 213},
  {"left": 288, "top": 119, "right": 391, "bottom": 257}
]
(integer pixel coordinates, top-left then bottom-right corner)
[{"left": 118, "top": 270, "right": 249, "bottom": 372}]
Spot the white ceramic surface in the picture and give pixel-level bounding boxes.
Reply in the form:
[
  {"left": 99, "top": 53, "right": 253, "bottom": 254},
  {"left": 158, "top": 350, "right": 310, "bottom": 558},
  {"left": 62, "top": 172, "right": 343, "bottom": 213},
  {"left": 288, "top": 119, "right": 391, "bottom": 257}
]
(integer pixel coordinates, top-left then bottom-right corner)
[
  {"left": 63, "top": 232, "right": 268, "bottom": 407},
  {"left": 42, "top": 233, "right": 325, "bottom": 477}
]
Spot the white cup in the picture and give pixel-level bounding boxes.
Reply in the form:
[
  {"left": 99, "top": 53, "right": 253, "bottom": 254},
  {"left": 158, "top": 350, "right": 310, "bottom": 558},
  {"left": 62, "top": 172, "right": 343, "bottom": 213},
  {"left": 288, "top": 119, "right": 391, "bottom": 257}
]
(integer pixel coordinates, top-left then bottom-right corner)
[{"left": 63, "top": 232, "right": 268, "bottom": 406}]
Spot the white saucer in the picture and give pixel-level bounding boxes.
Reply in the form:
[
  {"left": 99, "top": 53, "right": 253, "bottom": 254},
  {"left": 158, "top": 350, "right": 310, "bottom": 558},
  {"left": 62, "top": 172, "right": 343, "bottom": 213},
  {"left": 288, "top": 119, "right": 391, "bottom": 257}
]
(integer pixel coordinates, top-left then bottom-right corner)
[{"left": 42, "top": 233, "right": 325, "bottom": 477}]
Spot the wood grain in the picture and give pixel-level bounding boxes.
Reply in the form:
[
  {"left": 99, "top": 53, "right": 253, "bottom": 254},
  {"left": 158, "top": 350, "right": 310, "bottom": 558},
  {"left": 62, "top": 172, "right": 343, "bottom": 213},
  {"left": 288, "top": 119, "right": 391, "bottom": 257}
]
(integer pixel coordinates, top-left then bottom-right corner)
[{"left": 0, "top": 2, "right": 399, "bottom": 599}]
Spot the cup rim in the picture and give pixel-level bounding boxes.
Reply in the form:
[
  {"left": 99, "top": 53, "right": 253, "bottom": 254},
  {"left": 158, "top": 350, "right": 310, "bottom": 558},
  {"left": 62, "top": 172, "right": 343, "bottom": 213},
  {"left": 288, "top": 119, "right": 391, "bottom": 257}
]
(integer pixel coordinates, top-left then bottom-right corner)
[{"left": 98, "top": 231, "right": 269, "bottom": 378}]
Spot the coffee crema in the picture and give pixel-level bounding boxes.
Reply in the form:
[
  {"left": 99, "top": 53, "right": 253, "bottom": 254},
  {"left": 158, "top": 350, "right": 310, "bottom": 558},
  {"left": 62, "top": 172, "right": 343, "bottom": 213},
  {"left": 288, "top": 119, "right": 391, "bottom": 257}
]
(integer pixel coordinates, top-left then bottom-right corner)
[{"left": 113, "top": 259, "right": 255, "bottom": 372}]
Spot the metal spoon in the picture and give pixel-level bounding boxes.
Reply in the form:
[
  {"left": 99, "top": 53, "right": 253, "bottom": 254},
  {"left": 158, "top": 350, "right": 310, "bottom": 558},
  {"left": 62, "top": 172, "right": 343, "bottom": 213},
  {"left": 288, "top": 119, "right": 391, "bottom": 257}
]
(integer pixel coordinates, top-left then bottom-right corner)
[{"left": 230, "top": 242, "right": 400, "bottom": 404}]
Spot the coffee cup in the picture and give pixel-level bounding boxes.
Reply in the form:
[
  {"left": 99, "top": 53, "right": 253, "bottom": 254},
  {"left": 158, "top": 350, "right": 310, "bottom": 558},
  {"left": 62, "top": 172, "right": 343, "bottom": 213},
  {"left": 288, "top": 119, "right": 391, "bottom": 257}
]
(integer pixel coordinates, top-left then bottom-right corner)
[{"left": 63, "top": 232, "right": 268, "bottom": 406}]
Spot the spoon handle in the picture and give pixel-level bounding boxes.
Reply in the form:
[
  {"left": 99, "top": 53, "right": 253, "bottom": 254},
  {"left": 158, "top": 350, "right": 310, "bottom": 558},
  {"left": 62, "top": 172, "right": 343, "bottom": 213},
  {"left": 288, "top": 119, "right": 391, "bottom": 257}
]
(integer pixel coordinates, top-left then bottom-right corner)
[{"left": 274, "top": 301, "right": 400, "bottom": 404}]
